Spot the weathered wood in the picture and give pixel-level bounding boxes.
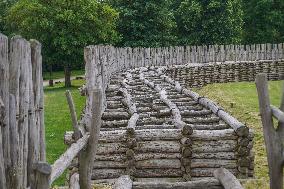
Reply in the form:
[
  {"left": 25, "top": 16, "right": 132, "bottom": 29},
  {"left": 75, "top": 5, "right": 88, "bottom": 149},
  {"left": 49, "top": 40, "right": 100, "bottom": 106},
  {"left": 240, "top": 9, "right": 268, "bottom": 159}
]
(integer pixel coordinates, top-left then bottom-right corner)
[
  {"left": 136, "top": 159, "right": 181, "bottom": 169},
  {"left": 0, "top": 34, "right": 9, "bottom": 188},
  {"left": 79, "top": 88, "right": 103, "bottom": 189},
  {"left": 134, "top": 153, "right": 181, "bottom": 161},
  {"left": 91, "top": 169, "right": 125, "bottom": 180},
  {"left": 65, "top": 90, "right": 81, "bottom": 139},
  {"left": 69, "top": 173, "right": 80, "bottom": 189},
  {"left": 256, "top": 73, "right": 283, "bottom": 189},
  {"left": 132, "top": 178, "right": 222, "bottom": 189},
  {"left": 271, "top": 105, "right": 284, "bottom": 123},
  {"left": 50, "top": 134, "right": 89, "bottom": 184},
  {"left": 191, "top": 168, "right": 237, "bottom": 177},
  {"left": 191, "top": 159, "right": 237, "bottom": 169},
  {"left": 0, "top": 97, "right": 6, "bottom": 189},
  {"left": 33, "top": 162, "right": 51, "bottom": 189},
  {"left": 113, "top": 175, "right": 133, "bottom": 189},
  {"left": 127, "top": 113, "right": 139, "bottom": 135},
  {"left": 214, "top": 168, "right": 244, "bottom": 189},
  {"left": 134, "top": 168, "right": 183, "bottom": 178}
]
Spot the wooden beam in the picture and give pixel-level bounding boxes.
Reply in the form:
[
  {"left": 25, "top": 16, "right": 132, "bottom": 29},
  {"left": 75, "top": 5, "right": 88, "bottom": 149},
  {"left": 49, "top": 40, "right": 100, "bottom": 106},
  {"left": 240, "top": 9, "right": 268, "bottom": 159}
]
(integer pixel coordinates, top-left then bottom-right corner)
[
  {"left": 213, "top": 168, "right": 243, "bottom": 189},
  {"left": 271, "top": 105, "right": 284, "bottom": 123},
  {"left": 79, "top": 88, "right": 103, "bottom": 189},
  {"left": 50, "top": 134, "right": 89, "bottom": 184},
  {"left": 0, "top": 97, "right": 6, "bottom": 189},
  {"left": 256, "top": 73, "right": 283, "bottom": 189}
]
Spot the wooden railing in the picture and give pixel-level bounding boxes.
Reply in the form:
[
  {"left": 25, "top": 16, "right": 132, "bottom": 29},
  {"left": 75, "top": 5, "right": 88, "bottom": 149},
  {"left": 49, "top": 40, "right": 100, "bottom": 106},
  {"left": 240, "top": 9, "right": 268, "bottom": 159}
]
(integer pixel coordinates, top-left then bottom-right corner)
[{"left": 256, "top": 73, "right": 284, "bottom": 189}]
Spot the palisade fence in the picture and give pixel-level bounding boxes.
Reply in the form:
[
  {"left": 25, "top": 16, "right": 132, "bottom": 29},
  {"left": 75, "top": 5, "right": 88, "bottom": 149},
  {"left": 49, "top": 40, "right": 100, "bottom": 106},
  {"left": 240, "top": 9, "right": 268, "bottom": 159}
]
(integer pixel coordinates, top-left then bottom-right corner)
[
  {"left": 0, "top": 34, "right": 45, "bottom": 189},
  {"left": 0, "top": 33, "right": 101, "bottom": 189},
  {"left": 89, "top": 43, "right": 284, "bottom": 74}
]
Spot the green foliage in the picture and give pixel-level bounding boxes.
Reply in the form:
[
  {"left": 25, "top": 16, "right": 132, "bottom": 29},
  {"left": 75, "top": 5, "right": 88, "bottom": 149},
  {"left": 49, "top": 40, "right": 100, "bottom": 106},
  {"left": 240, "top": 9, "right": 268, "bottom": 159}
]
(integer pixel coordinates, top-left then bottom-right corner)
[
  {"left": 6, "top": 0, "right": 120, "bottom": 68},
  {"left": 175, "top": 0, "right": 243, "bottom": 45},
  {"left": 109, "top": 0, "right": 177, "bottom": 47},
  {"left": 0, "top": 0, "right": 17, "bottom": 33},
  {"left": 243, "top": 0, "right": 284, "bottom": 44}
]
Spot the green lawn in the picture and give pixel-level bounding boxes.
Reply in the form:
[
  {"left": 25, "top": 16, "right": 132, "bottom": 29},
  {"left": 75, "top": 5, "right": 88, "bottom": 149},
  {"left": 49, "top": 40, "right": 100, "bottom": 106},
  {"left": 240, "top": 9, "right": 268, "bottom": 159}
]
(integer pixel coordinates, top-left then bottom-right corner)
[
  {"left": 43, "top": 69, "right": 85, "bottom": 80},
  {"left": 194, "top": 80, "right": 283, "bottom": 189},
  {"left": 44, "top": 79, "right": 86, "bottom": 186}
]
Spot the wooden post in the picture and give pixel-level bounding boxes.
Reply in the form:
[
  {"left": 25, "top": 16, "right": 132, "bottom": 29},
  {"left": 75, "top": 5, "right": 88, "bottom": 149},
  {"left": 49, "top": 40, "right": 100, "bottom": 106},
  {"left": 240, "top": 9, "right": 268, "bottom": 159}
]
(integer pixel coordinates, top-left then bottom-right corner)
[
  {"left": 70, "top": 173, "right": 80, "bottom": 189},
  {"left": 33, "top": 162, "right": 51, "bottom": 189},
  {"left": 0, "top": 97, "right": 6, "bottom": 189},
  {"left": 255, "top": 73, "right": 284, "bottom": 189},
  {"left": 79, "top": 88, "right": 103, "bottom": 189},
  {"left": 65, "top": 90, "right": 82, "bottom": 139},
  {"left": 213, "top": 168, "right": 243, "bottom": 189}
]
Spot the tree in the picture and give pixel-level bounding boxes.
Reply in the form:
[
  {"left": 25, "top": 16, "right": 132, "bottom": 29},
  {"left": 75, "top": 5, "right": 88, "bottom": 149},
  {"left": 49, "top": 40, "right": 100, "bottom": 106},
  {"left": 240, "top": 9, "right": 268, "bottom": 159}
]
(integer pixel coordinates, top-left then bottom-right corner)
[
  {"left": 243, "top": 0, "right": 284, "bottom": 44},
  {"left": 109, "top": 0, "right": 177, "bottom": 47},
  {"left": 175, "top": 0, "right": 243, "bottom": 45},
  {"left": 6, "top": 0, "right": 120, "bottom": 87},
  {"left": 0, "top": 0, "right": 17, "bottom": 34}
]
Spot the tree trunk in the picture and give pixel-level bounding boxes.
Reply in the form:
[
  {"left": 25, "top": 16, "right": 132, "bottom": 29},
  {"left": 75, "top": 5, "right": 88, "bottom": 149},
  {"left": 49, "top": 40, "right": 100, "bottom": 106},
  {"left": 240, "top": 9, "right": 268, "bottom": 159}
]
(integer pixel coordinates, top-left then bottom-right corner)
[{"left": 65, "top": 65, "right": 71, "bottom": 87}]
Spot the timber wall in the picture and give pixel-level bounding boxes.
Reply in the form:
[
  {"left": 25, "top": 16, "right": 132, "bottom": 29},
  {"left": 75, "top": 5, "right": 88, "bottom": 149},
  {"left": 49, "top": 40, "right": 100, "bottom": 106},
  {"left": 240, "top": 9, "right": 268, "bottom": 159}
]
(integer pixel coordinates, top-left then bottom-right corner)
[
  {"left": 0, "top": 34, "right": 44, "bottom": 189},
  {"left": 165, "top": 60, "right": 284, "bottom": 88}
]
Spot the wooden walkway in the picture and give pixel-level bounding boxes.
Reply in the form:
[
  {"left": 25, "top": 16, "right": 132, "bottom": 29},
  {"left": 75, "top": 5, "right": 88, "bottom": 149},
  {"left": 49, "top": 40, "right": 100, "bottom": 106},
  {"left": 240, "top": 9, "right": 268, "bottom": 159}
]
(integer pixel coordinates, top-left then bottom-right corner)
[{"left": 65, "top": 66, "right": 254, "bottom": 188}]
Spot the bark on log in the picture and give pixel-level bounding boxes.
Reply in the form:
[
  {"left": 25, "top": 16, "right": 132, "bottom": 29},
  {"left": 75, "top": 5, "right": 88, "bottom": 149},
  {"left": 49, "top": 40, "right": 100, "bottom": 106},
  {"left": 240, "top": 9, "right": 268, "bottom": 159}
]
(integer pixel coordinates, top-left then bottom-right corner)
[
  {"left": 214, "top": 168, "right": 244, "bottom": 189},
  {"left": 134, "top": 153, "right": 181, "bottom": 161},
  {"left": 191, "top": 168, "right": 238, "bottom": 177},
  {"left": 191, "top": 159, "right": 237, "bottom": 169},
  {"left": 132, "top": 178, "right": 222, "bottom": 189},
  {"left": 136, "top": 159, "right": 181, "bottom": 169},
  {"left": 91, "top": 169, "right": 125, "bottom": 180},
  {"left": 127, "top": 113, "right": 139, "bottom": 135},
  {"left": 113, "top": 175, "right": 133, "bottom": 189},
  {"left": 192, "top": 140, "right": 237, "bottom": 153},
  {"left": 134, "top": 168, "right": 183, "bottom": 178},
  {"left": 0, "top": 98, "right": 6, "bottom": 189}
]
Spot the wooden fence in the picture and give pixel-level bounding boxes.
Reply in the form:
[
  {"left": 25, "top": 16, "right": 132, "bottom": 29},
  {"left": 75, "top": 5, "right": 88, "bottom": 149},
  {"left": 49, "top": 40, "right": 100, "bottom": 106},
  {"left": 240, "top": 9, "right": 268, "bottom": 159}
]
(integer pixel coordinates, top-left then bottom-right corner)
[{"left": 0, "top": 34, "right": 44, "bottom": 188}]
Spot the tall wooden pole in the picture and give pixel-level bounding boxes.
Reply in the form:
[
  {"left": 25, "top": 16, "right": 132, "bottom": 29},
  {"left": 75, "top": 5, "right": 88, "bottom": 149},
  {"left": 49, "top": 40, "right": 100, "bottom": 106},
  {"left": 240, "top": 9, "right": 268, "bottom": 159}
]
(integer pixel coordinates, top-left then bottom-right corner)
[
  {"left": 255, "top": 73, "right": 283, "bottom": 189},
  {"left": 79, "top": 88, "right": 103, "bottom": 189}
]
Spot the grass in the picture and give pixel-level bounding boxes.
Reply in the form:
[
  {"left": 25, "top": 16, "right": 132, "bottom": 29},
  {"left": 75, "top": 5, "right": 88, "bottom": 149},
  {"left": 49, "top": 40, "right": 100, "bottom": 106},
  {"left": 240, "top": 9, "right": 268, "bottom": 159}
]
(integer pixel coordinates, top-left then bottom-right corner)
[
  {"left": 45, "top": 79, "right": 86, "bottom": 186},
  {"left": 43, "top": 69, "right": 85, "bottom": 80},
  {"left": 193, "top": 81, "right": 283, "bottom": 189}
]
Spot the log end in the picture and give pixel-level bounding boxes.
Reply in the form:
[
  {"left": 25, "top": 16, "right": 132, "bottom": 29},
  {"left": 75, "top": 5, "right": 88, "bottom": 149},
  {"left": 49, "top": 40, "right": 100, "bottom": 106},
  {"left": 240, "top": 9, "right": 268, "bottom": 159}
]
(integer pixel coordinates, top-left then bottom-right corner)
[{"left": 236, "top": 126, "right": 249, "bottom": 137}]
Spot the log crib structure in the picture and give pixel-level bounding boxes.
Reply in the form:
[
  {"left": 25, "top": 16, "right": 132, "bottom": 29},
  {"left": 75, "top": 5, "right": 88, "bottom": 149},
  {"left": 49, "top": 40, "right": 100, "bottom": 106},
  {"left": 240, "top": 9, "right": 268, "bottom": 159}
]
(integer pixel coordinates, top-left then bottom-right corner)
[
  {"left": 64, "top": 44, "right": 280, "bottom": 189},
  {"left": 1, "top": 34, "right": 284, "bottom": 188}
]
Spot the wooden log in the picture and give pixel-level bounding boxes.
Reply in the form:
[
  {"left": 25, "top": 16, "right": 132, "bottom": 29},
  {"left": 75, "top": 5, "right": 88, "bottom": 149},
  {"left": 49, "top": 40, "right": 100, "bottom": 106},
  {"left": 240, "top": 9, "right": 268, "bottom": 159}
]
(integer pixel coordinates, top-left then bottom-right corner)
[
  {"left": 136, "top": 159, "right": 181, "bottom": 169},
  {"left": 93, "top": 161, "right": 127, "bottom": 168},
  {"left": 192, "top": 140, "right": 237, "bottom": 153},
  {"left": 79, "top": 88, "right": 103, "bottom": 189},
  {"left": 33, "top": 162, "right": 51, "bottom": 189},
  {"left": 134, "top": 178, "right": 184, "bottom": 183},
  {"left": 69, "top": 173, "right": 80, "bottom": 189},
  {"left": 65, "top": 90, "right": 82, "bottom": 139},
  {"left": 132, "top": 178, "right": 222, "bottom": 189},
  {"left": 217, "top": 110, "right": 249, "bottom": 137},
  {"left": 191, "top": 168, "right": 238, "bottom": 177},
  {"left": 113, "top": 175, "right": 133, "bottom": 189},
  {"left": 192, "top": 129, "right": 237, "bottom": 140},
  {"left": 50, "top": 134, "right": 89, "bottom": 184},
  {"left": 91, "top": 169, "right": 125, "bottom": 180},
  {"left": 271, "top": 105, "right": 284, "bottom": 123},
  {"left": 8, "top": 94, "right": 20, "bottom": 189},
  {"left": 102, "top": 112, "right": 130, "bottom": 120},
  {"left": 214, "top": 168, "right": 244, "bottom": 189},
  {"left": 135, "top": 141, "right": 180, "bottom": 153},
  {"left": 0, "top": 34, "right": 9, "bottom": 188},
  {"left": 0, "top": 98, "right": 6, "bottom": 189},
  {"left": 191, "top": 152, "right": 236, "bottom": 160},
  {"left": 127, "top": 113, "right": 139, "bottom": 135},
  {"left": 256, "top": 73, "right": 283, "bottom": 189},
  {"left": 97, "top": 143, "right": 127, "bottom": 155},
  {"left": 191, "top": 159, "right": 237, "bottom": 169},
  {"left": 134, "top": 168, "right": 183, "bottom": 178},
  {"left": 134, "top": 153, "right": 181, "bottom": 161}
]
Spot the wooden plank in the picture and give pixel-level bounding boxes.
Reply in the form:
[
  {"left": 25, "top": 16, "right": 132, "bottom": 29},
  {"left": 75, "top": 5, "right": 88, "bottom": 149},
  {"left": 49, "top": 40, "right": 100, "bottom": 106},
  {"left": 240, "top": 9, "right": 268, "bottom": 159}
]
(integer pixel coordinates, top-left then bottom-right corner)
[
  {"left": 271, "top": 105, "right": 284, "bottom": 123},
  {"left": 0, "top": 97, "right": 6, "bottom": 189}
]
